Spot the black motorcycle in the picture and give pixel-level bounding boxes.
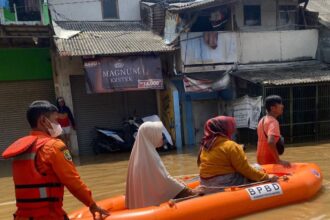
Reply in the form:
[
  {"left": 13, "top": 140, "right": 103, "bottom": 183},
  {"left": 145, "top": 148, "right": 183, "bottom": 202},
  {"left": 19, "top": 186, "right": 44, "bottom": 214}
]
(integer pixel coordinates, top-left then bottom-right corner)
[{"left": 91, "top": 117, "right": 142, "bottom": 154}]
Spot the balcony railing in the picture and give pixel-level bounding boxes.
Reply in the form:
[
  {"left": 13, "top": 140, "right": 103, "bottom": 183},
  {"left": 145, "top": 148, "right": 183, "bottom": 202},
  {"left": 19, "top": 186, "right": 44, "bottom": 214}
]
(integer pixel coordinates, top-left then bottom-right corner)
[{"left": 0, "top": 0, "right": 49, "bottom": 25}]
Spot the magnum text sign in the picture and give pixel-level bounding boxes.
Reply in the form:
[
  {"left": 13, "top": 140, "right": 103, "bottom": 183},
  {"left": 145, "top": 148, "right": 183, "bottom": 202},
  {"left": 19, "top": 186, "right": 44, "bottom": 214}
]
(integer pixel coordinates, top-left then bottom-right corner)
[{"left": 84, "top": 56, "right": 163, "bottom": 93}]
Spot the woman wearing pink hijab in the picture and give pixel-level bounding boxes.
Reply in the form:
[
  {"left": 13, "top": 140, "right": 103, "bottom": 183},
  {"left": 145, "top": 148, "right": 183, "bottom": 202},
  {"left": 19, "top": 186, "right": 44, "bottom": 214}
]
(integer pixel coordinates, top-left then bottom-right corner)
[
  {"left": 126, "top": 121, "right": 197, "bottom": 209},
  {"left": 198, "top": 116, "right": 277, "bottom": 194}
]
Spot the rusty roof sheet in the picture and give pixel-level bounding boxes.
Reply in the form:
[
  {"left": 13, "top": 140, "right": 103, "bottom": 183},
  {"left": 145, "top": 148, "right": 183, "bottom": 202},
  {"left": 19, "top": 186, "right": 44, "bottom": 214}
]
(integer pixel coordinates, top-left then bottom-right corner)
[
  {"left": 168, "top": 0, "right": 237, "bottom": 13},
  {"left": 231, "top": 62, "right": 330, "bottom": 86},
  {"left": 54, "top": 21, "right": 174, "bottom": 56}
]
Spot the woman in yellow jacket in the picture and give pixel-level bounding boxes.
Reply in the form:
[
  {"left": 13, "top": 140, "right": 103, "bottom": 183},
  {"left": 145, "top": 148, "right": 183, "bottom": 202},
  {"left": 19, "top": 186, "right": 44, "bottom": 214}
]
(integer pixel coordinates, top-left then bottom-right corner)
[{"left": 198, "top": 116, "right": 277, "bottom": 194}]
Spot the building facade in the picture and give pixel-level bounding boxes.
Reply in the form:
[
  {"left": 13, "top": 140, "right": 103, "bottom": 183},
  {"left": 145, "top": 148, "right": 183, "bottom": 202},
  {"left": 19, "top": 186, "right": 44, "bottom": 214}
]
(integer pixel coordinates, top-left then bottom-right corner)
[
  {"left": 156, "top": 0, "right": 325, "bottom": 146},
  {"left": 0, "top": 0, "right": 54, "bottom": 155},
  {"left": 49, "top": 0, "right": 181, "bottom": 155}
]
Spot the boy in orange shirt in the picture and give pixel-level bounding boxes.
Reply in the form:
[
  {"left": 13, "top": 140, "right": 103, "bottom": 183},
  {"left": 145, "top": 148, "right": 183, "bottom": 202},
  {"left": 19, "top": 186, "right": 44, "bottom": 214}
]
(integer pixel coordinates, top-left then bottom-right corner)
[{"left": 257, "top": 95, "right": 290, "bottom": 167}]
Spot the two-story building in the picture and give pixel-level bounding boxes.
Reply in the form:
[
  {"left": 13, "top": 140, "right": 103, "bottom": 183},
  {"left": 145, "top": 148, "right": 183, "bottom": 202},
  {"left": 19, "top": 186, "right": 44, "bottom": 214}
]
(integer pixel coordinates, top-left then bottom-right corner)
[
  {"left": 49, "top": 0, "right": 182, "bottom": 155},
  {"left": 156, "top": 0, "right": 330, "bottom": 146},
  {"left": 0, "top": 0, "right": 54, "bottom": 156}
]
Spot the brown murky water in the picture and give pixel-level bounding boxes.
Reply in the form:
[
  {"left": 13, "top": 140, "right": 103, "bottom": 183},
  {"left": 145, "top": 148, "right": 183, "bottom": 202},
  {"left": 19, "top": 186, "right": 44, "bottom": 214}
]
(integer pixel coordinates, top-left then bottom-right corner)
[{"left": 1, "top": 143, "right": 329, "bottom": 220}]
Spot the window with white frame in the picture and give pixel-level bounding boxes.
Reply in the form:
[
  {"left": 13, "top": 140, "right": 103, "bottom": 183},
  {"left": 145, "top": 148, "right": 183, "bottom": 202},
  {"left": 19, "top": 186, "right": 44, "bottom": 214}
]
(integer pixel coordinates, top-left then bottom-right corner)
[
  {"left": 278, "top": 5, "right": 296, "bottom": 28},
  {"left": 102, "top": 0, "right": 118, "bottom": 19},
  {"left": 244, "top": 5, "right": 261, "bottom": 26}
]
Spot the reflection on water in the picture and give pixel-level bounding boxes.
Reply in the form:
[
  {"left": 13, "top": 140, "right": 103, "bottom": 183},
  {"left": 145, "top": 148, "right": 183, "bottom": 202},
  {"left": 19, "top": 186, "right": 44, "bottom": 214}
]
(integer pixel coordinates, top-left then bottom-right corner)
[{"left": 0, "top": 143, "right": 329, "bottom": 219}]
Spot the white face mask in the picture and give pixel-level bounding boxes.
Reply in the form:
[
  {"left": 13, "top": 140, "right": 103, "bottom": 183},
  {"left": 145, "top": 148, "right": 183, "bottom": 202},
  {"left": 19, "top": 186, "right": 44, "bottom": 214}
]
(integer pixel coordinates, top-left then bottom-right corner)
[{"left": 47, "top": 119, "right": 63, "bottom": 137}]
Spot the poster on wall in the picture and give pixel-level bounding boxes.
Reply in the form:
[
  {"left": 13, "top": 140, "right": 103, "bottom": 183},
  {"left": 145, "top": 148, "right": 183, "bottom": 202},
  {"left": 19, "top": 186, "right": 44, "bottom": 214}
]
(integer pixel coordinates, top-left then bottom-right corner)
[
  {"left": 159, "top": 81, "right": 176, "bottom": 145},
  {"left": 84, "top": 56, "right": 163, "bottom": 93},
  {"left": 226, "top": 95, "right": 262, "bottom": 129}
]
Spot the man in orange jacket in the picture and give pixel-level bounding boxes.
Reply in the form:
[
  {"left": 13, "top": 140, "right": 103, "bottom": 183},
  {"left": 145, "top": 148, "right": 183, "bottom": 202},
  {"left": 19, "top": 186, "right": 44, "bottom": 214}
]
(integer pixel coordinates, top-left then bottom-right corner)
[{"left": 2, "top": 100, "right": 109, "bottom": 220}]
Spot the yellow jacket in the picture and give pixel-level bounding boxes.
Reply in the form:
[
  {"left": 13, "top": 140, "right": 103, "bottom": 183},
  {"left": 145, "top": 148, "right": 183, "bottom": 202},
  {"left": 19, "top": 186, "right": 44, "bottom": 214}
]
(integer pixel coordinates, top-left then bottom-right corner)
[{"left": 199, "top": 136, "right": 267, "bottom": 181}]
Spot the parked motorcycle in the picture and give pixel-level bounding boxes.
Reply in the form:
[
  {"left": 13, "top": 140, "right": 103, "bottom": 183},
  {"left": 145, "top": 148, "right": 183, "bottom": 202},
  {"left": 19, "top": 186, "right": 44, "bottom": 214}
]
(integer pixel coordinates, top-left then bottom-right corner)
[
  {"left": 91, "top": 117, "right": 142, "bottom": 154},
  {"left": 91, "top": 115, "right": 175, "bottom": 154}
]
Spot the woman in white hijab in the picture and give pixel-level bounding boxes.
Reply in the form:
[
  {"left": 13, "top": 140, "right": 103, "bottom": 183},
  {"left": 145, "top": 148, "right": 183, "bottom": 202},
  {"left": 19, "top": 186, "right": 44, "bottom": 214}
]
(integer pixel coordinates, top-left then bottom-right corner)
[{"left": 126, "top": 121, "right": 196, "bottom": 209}]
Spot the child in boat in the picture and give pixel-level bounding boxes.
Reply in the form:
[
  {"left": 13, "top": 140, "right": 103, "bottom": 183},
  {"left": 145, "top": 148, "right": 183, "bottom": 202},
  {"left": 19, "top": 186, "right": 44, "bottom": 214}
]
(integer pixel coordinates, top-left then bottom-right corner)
[
  {"left": 198, "top": 116, "right": 278, "bottom": 194},
  {"left": 126, "top": 121, "right": 199, "bottom": 209}
]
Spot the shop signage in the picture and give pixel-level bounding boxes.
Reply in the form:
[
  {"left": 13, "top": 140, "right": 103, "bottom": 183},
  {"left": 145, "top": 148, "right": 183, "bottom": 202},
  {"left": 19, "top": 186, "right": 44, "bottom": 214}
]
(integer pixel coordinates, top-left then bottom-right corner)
[{"left": 84, "top": 56, "right": 163, "bottom": 93}]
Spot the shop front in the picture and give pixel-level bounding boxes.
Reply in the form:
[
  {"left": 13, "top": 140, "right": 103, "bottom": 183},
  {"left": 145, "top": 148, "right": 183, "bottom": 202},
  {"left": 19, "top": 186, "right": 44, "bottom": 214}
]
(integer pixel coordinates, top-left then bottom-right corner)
[
  {"left": 0, "top": 48, "right": 55, "bottom": 155},
  {"left": 52, "top": 21, "right": 177, "bottom": 155}
]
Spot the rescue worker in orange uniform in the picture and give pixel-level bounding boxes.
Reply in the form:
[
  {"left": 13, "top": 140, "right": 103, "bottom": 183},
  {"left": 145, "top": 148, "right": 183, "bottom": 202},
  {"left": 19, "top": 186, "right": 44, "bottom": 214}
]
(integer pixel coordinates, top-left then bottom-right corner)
[{"left": 2, "top": 100, "right": 109, "bottom": 220}]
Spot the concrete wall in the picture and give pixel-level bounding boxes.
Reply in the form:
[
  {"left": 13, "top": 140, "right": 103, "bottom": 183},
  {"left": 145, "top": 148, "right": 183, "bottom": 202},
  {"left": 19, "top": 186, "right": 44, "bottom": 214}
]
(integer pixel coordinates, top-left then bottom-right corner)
[
  {"left": 118, "top": 0, "right": 140, "bottom": 20},
  {"left": 180, "top": 29, "right": 318, "bottom": 67},
  {"left": 49, "top": 0, "right": 140, "bottom": 21},
  {"left": 239, "top": 29, "right": 318, "bottom": 63},
  {"left": 51, "top": 53, "right": 83, "bottom": 156},
  {"left": 235, "top": 0, "right": 297, "bottom": 31}
]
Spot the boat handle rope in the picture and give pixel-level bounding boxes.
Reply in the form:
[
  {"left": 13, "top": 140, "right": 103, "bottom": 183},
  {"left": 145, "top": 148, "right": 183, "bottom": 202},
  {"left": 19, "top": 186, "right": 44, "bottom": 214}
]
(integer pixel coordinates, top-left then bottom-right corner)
[{"left": 168, "top": 175, "right": 290, "bottom": 207}]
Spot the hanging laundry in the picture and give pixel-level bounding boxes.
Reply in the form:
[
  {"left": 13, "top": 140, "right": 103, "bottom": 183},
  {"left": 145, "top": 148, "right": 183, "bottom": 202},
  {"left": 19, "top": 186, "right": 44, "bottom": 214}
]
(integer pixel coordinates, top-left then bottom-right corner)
[{"left": 203, "top": 31, "right": 218, "bottom": 49}]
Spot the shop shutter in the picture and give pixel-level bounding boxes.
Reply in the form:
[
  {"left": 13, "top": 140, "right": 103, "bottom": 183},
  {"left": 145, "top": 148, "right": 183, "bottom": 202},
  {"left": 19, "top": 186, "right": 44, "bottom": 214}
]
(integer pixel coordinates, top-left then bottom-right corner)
[
  {"left": 70, "top": 76, "right": 157, "bottom": 155},
  {"left": 0, "top": 80, "right": 55, "bottom": 156}
]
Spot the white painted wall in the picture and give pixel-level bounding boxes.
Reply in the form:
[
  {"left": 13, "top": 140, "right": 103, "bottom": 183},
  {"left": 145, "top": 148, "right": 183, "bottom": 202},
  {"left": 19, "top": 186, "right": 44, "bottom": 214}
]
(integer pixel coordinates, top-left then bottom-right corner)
[
  {"left": 239, "top": 29, "right": 319, "bottom": 63},
  {"left": 49, "top": 0, "right": 140, "bottom": 21},
  {"left": 180, "top": 32, "right": 238, "bottom": 65},
  {"left": 180, "top": 29, "right": 319, "bottom": 66},
  {"left": 118, "top": 0, "right": 140, "bottom": 20},
  {"left": 52, "top": 54, "right": 84, "bottom": 156}
]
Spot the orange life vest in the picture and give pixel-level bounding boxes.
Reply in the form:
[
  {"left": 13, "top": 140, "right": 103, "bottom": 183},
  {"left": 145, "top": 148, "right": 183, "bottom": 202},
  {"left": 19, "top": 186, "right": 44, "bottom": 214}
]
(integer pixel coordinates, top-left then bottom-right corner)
[{"left": 2, "top": 135, "right": 65, "bottom": 218}]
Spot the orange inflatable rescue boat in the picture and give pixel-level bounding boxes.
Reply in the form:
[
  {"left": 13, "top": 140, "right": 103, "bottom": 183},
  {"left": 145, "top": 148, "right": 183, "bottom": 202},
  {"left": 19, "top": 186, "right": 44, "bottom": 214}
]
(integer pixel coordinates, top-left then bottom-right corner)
[{"left": 69, "top": 163, "right": 322, "bottom": 220}]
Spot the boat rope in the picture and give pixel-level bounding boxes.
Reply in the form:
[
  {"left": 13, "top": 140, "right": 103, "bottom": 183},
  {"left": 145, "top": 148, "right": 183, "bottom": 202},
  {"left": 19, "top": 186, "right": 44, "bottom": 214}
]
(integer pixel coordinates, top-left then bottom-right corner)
[
  {"left": 168, "top": 175, "right": 290, "bottom": 207},
  {"left": 200, "top": 175, "right": 289, "bottom": 190}
]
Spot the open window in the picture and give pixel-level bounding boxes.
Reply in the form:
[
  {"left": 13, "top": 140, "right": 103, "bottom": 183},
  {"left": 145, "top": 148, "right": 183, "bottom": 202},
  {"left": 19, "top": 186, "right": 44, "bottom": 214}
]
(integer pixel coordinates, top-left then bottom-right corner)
[
  {"left": 8, "top": 0, "right": 41, "bottom": 22},
  {"left": 244, "top": 5, "right": 261, "bottom": 26},
  {"left": 190, "top": 6, "right": 231, "bottom": 32},
  {"left": 102, "top": 0, "right": 118, "bottom": 19}
]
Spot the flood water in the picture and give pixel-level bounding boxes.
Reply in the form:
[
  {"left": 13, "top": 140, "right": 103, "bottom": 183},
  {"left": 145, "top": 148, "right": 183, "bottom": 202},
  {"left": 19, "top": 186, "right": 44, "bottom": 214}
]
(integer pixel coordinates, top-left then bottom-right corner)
[{"left": 0, "top": 143, "right": 329, "bottom": 220}]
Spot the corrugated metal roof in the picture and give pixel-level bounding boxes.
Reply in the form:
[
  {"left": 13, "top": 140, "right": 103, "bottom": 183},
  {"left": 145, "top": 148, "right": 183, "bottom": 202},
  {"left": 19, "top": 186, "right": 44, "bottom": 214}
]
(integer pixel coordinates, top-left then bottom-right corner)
[
  {"left": 231, "top": 62, "right": 330, "bottom": 86},
  {"left": 168, "top": 0, "right": 237, "bottom": 13},
  {"left": 307, "top": 0, "right": 330, "bottom": 27},
  {"left": 54, "top": 21, "right": 174, "bottom": 56}
]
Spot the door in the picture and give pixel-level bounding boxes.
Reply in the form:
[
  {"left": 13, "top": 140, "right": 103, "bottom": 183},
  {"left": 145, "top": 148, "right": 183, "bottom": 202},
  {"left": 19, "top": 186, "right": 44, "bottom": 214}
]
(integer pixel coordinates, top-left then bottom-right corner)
[
  {"left": 0, "top": 80, "right": 55, "bottom": 155},
  {"left": 192, "top": 100, "right": 219, "bottom": 144},
  {"left": 70, "top": 75, "right": 158, "bottom": 155}
]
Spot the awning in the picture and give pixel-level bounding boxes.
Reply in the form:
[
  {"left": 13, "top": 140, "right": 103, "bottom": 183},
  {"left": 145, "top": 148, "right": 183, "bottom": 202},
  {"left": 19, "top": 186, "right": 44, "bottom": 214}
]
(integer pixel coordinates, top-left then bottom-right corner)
[
  {"left": 231, "top": 61, "right": 330, "bottom": 86},
  {"left": 53, "top": 21, "right": 175, "bottom": 56},
  {"left": 168, "top": 0, "right": 238, "bottom": 13}
]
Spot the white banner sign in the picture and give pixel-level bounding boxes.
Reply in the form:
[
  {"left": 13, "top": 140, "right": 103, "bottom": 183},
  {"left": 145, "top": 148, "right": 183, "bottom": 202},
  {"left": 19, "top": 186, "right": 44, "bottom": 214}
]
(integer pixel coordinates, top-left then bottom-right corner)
[{"left": 226, "top": 95, "right": 262, "bottom": 129}]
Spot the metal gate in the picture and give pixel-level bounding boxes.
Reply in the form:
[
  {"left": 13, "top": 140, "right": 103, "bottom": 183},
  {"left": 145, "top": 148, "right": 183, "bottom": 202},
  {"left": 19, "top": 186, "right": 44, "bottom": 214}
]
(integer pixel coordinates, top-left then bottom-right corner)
[
  {"left": 237, "top": 82, "right": 330, "bottom": 145},
  {"left": 0, "top": 80, "right": 55, "bottom": 155},
  {"left": 264, "top": 84, "right": 330, "bottom": 143},
  {"left": 70, "top": 75, "right": 158, "bottom": 155}
]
